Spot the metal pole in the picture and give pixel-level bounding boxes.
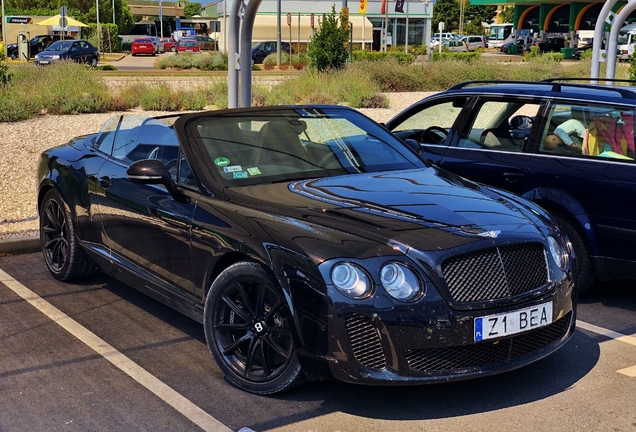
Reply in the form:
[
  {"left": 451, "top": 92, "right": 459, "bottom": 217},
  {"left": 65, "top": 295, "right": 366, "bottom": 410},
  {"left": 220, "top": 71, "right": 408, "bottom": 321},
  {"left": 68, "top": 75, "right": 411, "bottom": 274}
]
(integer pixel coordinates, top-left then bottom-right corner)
[
  {"left": 224, "top": 0, "right": 227, "bottom": 53},
  {"left": 591, "top": 0, "right": 618, "bottom": 83},
  {"left": 297, "top": 12, "right": 300, "bottom": 59},
  {"left": 228, "top": 0, "right": 242, "bottom": 108},
  {"left": 2, "top": 0, "right": 8, "bottom": 59},
  {"left": 240, "top": 0, "right": 263, "bottom": 107},
  {"left": 159, "top": 0, "right": 163, "bottom": 38},
  {"left": 350, "top": 22, "right": 353, "bottom": 62},
  {"left": 362, "top": 13, "right": 365, "bottom": 50},
  {"left": 96, "top": 0, "right": 101, "bottom": 53},
  {"left": 277, "top": 0, "right": 281, "bottom": 67},
  {"left": 405, "top": 0, "right": 409, "bottom": 53},
  {"left": 606, "top": 3, "right": 636, "bottom": 83},
  {"left": 383, "top": 0, "right": 388, "bottom": 51},
  {"left": 112, "top": 0, "right": 115, "bottom": 25}
]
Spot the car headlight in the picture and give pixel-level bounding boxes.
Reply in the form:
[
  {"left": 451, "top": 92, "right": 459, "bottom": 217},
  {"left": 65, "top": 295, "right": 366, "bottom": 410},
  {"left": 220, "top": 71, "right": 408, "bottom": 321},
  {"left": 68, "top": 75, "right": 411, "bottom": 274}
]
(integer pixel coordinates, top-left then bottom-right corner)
[
  {"left": 52, "top": 55, "right": 60, "bottom": 60},
  {"left": 331, "top": 262, "right": 372, "bottom": 299},
  {"left": 34, "top": 54, "right": 39, "bottom": 60},
  {"left": 380, "top": 262, "right": 422, "bottom": 301},
  {"left": 548, "top": 236, "right": 567, "bottom": 270}
]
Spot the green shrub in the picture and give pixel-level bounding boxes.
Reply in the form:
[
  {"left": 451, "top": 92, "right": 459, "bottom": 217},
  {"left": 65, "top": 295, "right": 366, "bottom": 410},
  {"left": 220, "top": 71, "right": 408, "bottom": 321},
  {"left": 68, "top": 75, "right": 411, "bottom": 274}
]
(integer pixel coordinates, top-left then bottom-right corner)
[
  {"left": 0, "top": 46, "right": 11, "bottom": 87},
  {"left": 0, "top": 87, "right": 41, "bottom": 121},
  {"left": 202, "top": 81, "right": 229, "bottom": 109},
  {"left": 307, "top": 5, "right": 349, "bottom": 71},
  {"left": 431, "top": 52, "right": 481, "bottom": 62},
  {"left": 97, "top": 64, "right": 118, "bottom": 70},
  {"left": 352, "top": 50, "right": 415, "bottom": 65},
  {"left": 174, "top": 89, "right": 208, "bottom": 110},
  {"left": 139, "top": 85, "right": 177, "bottom": 111},
  {"left": 263, "top": 52, "right": 290, "bottom": 69},
  {"left": 580, "top": 49, "right": 593, "bottom": 61}
]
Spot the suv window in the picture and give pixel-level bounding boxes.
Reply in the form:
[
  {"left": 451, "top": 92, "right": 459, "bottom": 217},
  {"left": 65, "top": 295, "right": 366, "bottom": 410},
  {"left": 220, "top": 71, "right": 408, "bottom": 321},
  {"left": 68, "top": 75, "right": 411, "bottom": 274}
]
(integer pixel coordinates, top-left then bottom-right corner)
[
  {"left": 541, "top": 102, "right": 635, "bottom": 160},
  {"left": 391, "top": 98, "right": 466, "bottom": 144},
  {"left": 460, "top": 100, "right": 539, "bottom": 151}
]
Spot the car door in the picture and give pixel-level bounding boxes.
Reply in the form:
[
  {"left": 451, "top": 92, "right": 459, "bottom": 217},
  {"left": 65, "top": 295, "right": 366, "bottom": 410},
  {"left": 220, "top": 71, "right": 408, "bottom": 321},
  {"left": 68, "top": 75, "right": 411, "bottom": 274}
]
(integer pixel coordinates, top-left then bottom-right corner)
[
  {"left": 528, "top": 100, "right": 636, "bottom": 276},
  {"left": 68, "top": 42, "right": 81, "bottom": 62},
  {"left": 436, "top": 97, "right": 542, "bottom": 195},
  {"left": 95, "top": 116, "right": 200, "bottom": 297},
  {"left": 387, "top": 95, "right": 472, "bottom": 165}
]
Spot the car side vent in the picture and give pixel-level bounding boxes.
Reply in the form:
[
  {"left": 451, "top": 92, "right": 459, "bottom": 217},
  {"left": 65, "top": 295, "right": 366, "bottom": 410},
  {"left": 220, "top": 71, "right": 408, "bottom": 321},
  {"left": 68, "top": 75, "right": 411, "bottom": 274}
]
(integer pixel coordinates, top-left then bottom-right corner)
[{"left": 345, "top": 313, "right": 387, "bottom": 370}]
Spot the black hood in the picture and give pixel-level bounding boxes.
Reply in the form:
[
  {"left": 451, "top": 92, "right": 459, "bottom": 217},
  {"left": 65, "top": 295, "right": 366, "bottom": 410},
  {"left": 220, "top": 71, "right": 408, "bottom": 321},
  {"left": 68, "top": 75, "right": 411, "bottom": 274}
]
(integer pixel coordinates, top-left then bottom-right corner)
[{"left": 225, "top": 168, "right": 546, "bottom": 259}]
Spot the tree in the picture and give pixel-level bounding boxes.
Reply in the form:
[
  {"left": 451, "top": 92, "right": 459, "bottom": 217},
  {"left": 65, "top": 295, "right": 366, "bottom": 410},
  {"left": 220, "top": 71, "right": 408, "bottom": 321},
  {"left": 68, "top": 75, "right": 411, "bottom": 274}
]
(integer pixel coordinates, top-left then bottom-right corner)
[
  {"left": 184, "top": 1, "right": 201, "bottom": 18},
  {"left": 499, "top": 7, "right": 514, "bottom": 24},
  {"left": 307, "top": 5, "right": 348, "bottom": 72},
  {"left": 433, "top": 0, "right": 460, "bottom": 32}
]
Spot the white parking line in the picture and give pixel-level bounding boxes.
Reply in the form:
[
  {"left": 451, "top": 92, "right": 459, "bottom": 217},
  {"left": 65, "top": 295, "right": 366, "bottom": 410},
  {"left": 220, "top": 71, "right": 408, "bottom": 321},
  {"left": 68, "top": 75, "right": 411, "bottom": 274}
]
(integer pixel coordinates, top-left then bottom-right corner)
[
  {"left": 576, "top": 320, "right": 636, "bottom": 347},
  {"left": 577, "top": 319, "right": 636, "bottom": 377},
  {"left": 0, "top": 268, "right": 232, "bottom": 432}
]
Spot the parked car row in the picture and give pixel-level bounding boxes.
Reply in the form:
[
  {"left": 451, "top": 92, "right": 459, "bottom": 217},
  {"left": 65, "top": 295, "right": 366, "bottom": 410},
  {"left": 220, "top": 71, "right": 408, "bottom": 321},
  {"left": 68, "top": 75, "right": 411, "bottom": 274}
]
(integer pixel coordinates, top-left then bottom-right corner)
[
  {"left": 130, "top": 36, "right": 216, "bottom": 56},
  {"left": 6, "top": 34, "right": 76, "bottom": 60}
]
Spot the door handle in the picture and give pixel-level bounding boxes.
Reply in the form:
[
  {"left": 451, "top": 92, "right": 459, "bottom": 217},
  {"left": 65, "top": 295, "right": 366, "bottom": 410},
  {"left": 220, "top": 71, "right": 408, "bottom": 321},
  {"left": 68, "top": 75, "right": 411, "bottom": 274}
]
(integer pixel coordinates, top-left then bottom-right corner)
[
  {"left": 99, "top": 176, "right": 112, "bottom": 189},
  {"left": 503, "top": 172, "right": 524, "bottom": 183}
]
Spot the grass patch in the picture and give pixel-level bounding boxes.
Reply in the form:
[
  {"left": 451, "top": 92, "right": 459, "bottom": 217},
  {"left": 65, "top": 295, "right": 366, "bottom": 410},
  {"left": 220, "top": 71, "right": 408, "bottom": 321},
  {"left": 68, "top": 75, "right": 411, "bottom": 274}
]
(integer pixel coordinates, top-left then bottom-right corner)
[{"left": 0, "top": 56, "right": 629, "bottom": 122}]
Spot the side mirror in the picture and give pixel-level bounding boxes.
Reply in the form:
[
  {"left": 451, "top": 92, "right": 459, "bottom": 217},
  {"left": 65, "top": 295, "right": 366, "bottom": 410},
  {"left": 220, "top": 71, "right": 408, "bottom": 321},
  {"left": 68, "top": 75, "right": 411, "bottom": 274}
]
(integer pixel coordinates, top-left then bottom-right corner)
[
  {"left": 126, "top": 159, "right": 188, "bottom": 202},
  {"left": 510, "top": 115, "right": 533, "bottom": 130}
]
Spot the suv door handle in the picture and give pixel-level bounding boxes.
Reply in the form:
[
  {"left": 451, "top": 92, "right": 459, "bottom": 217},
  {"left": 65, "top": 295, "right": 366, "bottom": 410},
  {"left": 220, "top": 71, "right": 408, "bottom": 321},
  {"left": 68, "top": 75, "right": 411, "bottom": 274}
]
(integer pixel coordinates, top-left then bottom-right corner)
[
  {"left": 503, "top": 172, "right": 524, "bottom": 183},
  {"left": 99, "top": 176, "right": 112, "bottom": 189}
]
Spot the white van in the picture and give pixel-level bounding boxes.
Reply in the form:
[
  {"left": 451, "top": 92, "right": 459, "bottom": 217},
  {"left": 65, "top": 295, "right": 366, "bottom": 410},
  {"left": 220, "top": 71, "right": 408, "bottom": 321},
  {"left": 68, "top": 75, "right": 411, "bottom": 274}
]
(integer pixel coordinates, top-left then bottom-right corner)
[{"left": 617, "top": 23, "right": 636, "bottom": 61}]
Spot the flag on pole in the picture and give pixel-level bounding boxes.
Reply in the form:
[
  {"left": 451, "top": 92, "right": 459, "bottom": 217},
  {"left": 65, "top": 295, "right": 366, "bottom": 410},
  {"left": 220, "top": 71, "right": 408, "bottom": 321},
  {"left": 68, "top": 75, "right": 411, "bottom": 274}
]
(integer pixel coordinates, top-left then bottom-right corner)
[
  {"left": 605, "top": 11, "right": 616, "bottom": 26},
  {"left": 395, "top": 0, "right": 405, "bottom": 13},
  {"left": 381, "top": 0, "right": 387, "bottom": 15},
  {"left": 359, "top": 0, "right": 367, "bottom": 14}
]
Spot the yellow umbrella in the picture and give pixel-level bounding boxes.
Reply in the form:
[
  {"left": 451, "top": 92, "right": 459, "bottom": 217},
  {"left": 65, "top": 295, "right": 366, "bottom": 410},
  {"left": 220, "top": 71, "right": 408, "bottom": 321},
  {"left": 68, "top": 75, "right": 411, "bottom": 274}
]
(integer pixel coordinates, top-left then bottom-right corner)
[{"left": 35, "top": 14, "right": 89, "bottom": 27}]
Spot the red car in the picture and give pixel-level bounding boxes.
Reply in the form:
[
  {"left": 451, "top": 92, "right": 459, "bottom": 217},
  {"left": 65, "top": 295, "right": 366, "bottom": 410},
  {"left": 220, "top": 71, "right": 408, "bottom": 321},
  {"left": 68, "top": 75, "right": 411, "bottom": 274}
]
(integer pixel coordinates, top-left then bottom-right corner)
[
  {"left": 176, "top": 40, "right": 200, "bottom": 53},
  {"left": 131, "top": 38, "right": 155, "bottom": 56},
  {"left": 160, "top": 37, "right": 177, "bottom": 52}
]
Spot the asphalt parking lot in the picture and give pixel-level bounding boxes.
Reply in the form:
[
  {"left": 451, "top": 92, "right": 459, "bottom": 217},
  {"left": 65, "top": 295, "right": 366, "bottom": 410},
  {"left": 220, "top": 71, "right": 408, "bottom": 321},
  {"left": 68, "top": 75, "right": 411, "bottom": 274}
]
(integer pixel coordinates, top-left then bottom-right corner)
[{"left": 1, "top": 251, "right": 635, "bottom": 432}]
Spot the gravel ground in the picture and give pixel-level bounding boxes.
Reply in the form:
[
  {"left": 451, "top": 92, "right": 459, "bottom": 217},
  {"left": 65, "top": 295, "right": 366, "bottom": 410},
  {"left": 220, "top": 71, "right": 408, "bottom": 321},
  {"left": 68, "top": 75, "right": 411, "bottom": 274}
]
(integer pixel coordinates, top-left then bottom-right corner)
[{"left": 0, "top": 92, "right": 434, "bottom": 239}]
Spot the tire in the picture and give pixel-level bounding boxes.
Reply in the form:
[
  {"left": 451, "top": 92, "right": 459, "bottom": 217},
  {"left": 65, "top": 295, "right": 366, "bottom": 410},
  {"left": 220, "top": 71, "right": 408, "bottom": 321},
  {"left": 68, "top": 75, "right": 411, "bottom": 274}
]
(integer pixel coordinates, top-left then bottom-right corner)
[
  {"left": 551, "top": 211, "right": 595, "bottom": 294},
  {"left": 39, "top": 189, "right": 96, "bottom": 281},
  {"left": 203, "top": 261, "right": 305, "bottom": 395},
  {"left": 90, "top": 57, "right": 98, "bottom": 67},
  {"left": 10, "top": 51, "right": 17, "bottom": 60},
  {"left": 171, "top": 46, "right": 176, "bottom": 52}
]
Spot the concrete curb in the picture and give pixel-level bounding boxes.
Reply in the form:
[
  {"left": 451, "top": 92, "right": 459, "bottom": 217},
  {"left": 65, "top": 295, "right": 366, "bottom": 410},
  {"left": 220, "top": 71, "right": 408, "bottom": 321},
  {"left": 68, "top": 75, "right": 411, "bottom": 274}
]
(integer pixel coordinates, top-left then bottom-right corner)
[{"left": 0, "top": 236, "right": 41, "bottom": 254}]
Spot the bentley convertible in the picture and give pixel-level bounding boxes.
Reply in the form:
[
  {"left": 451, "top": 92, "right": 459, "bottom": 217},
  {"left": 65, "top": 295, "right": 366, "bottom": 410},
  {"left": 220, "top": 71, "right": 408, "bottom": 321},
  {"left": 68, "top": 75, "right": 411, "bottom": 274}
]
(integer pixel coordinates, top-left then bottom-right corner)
[{"left": 36, "top": 106, "right": 577, "bottom": 395}]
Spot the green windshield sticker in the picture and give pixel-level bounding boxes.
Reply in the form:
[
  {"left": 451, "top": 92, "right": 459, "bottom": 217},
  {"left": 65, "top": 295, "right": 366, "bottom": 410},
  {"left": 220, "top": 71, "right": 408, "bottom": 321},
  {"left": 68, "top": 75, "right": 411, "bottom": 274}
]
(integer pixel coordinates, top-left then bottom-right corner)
[
  {"left": 215, "top": 157, "right": 230, "bottom": 167},
  {"left": 233, "top": 171, "right": 248, "bottom": 179},
  {"left": 247, "top": 167, "right": 262, "bottom": 176}
]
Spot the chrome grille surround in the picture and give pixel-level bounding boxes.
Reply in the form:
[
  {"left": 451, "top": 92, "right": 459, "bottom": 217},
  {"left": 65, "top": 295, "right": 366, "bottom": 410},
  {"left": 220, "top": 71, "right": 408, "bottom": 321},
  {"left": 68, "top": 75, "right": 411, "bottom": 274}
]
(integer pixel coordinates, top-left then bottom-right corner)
[
  {"left": 441, "top": 243, "right": 549, "bottom": 304},
  {"left": 345, "top": 313, "right": 387, "bottom": 370}
]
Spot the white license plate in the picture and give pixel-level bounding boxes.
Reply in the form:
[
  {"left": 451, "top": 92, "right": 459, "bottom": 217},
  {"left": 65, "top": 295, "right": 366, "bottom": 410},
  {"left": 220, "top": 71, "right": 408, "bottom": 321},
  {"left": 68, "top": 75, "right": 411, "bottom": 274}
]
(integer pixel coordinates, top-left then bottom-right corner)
[
  {"left": 139, "top": 45, "right": 147, "bottom": 48},
  {"left": 474, "top": 301, "right": 553, "bottom": 341},
  {"left": 39, "top": 61, "right": 49, "bottom": 64}
]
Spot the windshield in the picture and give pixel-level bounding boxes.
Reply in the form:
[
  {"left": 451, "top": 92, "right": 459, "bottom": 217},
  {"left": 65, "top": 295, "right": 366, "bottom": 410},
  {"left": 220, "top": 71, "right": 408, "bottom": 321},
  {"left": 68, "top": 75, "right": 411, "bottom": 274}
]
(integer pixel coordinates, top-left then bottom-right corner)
[
  {"left": 46, "top": 41, "right": 73, "bottom": 51},
  {"left": 618, "top": 31, "right": 630, "bottom": 44},
  {"left": 184, "top": 107, "right": 425, "bottom": 186},
  {"left": 489, "top": 25, "right": 512, "bottom": 41}
]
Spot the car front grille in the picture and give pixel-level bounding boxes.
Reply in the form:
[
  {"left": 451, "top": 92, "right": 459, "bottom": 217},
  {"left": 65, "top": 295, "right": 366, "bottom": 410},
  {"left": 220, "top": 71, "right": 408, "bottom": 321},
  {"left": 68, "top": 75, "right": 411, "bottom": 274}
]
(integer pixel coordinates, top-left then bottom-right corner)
[
  {"left": 345, "top": 313, "right": 386, "bottom": 370},
  {"left": 441, "top": 243, "right": 549, "bottom": 304},
  {"left": 405, "top": 312, "right": 571, "bottom": 372}
]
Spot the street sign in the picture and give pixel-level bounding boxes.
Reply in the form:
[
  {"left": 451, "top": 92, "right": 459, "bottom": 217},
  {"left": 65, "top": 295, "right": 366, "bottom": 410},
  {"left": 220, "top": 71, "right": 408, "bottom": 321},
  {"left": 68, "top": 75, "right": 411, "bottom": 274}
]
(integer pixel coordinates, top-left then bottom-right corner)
[
  {"left": 359, "top": 0, "right": 367, "bottom": 15},
  {"left": 287, "top": 12, "right": 291, "bottom": 27},
  {"left": 59, "top": 6, "right": 67, "bottom": 17},
  {"left": 59, "top": 16, "right": 68, "bottom": 28},
  {"left": 310, "top": 13, "right": 314, "bottom": 29}
]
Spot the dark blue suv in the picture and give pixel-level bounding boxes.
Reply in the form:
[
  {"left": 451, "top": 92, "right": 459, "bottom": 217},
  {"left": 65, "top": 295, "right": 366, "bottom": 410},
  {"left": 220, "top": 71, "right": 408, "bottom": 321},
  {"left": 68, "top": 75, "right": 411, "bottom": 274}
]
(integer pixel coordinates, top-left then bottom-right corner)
[{"left": 386, "top": 79, "right": 636, "bottom": 293}]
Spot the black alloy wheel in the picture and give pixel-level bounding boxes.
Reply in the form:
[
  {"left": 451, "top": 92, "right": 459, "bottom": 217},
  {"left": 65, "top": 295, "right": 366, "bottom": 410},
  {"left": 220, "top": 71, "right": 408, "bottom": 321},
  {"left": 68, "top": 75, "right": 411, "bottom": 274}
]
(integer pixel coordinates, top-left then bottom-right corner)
[
  {"left": 204, "top": 261, "right": 304, "bottom": 395},
  {"left": 40, "top": 189, "right": 96, "bottom": 281}
]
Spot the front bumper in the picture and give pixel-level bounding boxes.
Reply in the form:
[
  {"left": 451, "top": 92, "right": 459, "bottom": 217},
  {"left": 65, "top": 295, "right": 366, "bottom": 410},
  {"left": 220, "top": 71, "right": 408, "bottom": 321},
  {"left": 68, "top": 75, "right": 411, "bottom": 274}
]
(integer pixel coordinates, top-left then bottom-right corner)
[{"left": 297, "top": 275, "right": 575, "bottom": 385}]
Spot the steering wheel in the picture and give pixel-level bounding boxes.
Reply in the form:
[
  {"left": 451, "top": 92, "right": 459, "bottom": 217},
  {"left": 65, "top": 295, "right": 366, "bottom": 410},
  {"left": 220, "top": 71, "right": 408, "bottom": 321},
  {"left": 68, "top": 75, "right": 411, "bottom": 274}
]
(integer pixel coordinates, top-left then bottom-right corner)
[{"left": 421, "top": 126, "right": 449, "bottom": 144}]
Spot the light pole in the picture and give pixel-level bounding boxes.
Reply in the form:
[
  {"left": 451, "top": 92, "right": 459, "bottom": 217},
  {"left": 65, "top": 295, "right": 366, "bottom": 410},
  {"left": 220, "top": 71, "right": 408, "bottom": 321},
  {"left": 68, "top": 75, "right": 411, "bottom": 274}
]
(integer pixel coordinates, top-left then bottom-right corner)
[
  {"left": 112, "top": 0, "right": 115, "bottom": 25},
  {"left": 96, "top": 0, "right": 101, "bottom": 53},
  {"left": 159, "top": 0, "right": 163, "bottom": 38},
  {"left": 277, "top": 0, "right": 281, "bottom": 68}
]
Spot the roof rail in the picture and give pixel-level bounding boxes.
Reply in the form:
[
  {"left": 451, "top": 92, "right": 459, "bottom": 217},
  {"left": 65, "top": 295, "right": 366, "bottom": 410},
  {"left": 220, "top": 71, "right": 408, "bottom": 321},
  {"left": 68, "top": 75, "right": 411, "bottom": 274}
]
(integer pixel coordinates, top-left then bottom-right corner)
[{"left": 447, "top": 79, "right": 636, "bottom": 100}]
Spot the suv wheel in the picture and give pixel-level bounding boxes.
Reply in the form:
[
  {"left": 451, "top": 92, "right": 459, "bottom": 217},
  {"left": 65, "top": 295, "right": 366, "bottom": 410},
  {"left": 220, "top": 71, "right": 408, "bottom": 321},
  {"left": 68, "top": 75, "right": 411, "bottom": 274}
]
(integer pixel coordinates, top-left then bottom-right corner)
[{"left": 552, "top": 211, "right": 595, "bottom": 294}]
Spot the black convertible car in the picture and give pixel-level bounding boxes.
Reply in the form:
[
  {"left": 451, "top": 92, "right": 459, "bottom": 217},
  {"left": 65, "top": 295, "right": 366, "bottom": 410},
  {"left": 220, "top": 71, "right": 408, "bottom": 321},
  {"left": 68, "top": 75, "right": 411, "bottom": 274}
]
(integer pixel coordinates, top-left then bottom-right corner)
[{"left": 37, "top": 106, "right": 576, "bottom": 395}]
